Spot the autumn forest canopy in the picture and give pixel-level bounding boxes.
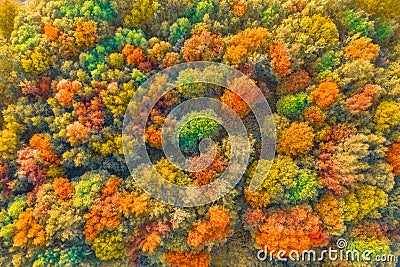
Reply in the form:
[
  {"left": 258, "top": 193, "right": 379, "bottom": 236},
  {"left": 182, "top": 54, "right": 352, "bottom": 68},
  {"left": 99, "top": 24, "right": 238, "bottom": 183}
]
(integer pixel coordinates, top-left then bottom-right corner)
[{"left": 0, "top": 0, "right": 399, "bottom": 266}]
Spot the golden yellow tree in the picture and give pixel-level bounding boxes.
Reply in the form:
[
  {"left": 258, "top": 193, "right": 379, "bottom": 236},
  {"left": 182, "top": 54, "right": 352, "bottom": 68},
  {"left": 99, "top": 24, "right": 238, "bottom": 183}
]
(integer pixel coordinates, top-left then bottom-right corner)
[{"left": 0, "top": 0, "right": 22, "bottom": 39}]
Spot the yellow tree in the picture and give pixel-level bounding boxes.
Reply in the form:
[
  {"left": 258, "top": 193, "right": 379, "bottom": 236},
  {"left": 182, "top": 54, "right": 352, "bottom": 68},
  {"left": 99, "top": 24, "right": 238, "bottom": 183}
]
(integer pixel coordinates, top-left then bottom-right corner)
[
  {"left": 0, "top": 44, "right": 21, "bottom": 118},
  {"left": 0, "top": 0, "right": 22, "bottom": 39},
  {"left": 354, "top": 0, "right": 400, "bottom": 19},
  {"left": 124, "top": 0, "right": 159, "bottom": 27}
]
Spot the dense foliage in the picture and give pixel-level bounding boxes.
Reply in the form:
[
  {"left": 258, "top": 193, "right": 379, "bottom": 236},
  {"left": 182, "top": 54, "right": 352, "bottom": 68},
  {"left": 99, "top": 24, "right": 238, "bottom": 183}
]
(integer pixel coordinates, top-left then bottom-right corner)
[{"left": 0, "top": 0, "right": 399, "bottom": 266}]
